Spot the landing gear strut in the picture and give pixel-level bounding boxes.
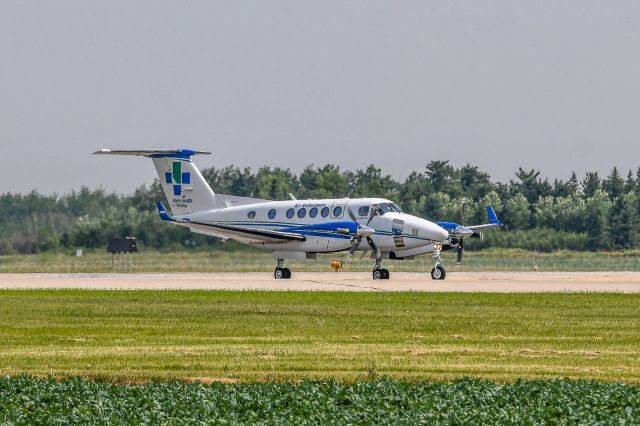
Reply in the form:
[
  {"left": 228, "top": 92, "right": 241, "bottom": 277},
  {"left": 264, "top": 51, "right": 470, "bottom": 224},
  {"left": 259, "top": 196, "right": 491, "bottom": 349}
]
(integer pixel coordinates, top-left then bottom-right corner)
[
  {"left": 372, "top": 250, "right": 390, "bottom": 280},
  {"left": 430, "top": 244, "right": 446, "bottom": 280},
  {"left": 274, "top": 259, "right": 291, "bottom": 279}
]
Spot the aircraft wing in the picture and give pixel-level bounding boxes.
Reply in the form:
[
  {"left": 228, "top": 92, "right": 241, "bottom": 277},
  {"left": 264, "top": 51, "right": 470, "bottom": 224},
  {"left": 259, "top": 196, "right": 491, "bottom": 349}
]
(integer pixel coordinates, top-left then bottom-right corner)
[
  {"left": 156, "top": 201, "right": 305, "bottom": 243},
  {"left": 467, "top": 206, "right": 502, "bottom": 231},
  {"left": 466, "top": 223, "right": 502, "bottom": 231},
  {"left": 182, "top": 221, "right": 307, "bottom": 244}
]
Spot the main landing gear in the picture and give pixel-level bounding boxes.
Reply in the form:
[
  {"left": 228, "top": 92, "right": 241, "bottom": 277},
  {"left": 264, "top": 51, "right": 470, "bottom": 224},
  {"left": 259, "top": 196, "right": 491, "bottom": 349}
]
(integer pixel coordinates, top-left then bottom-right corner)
[
  {"left": 430, "top": 244, "right": 446, "bottom": 280},
  {"left": 372, "top": 250, "right": 390, "bottom": 280},
  {"left": 274, "top": 259, "right": 291, "bottom": 279}
]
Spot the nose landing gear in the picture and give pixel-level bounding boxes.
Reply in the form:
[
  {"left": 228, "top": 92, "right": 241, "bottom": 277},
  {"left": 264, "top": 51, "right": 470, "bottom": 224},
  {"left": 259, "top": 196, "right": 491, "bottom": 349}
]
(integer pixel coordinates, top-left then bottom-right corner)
[
  {"left": 430, "top": 244, "right": 446, "bottom": 280},
  {"left": 274, "top": 259, "right": 292, "bottom": 279},
  {"left": 371, "top": 245, "right": 390, "bottom": 280}
]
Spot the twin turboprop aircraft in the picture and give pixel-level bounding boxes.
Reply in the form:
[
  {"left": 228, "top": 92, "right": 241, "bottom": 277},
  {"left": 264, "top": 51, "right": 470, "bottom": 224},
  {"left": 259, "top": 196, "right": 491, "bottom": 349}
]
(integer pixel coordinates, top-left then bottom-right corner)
[{"left": 95, "top": 149, "right": 499, "bottom": 280}]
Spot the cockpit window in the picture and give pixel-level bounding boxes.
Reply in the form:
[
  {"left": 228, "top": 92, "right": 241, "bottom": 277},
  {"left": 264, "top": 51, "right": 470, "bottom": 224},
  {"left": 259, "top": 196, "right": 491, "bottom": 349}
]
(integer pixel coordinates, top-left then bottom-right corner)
[
  {"left": 374, "top": 203, "right": 403, "bottom": 215},
  {"left": 390, "top": 203, "right": 403, "bottom": 213},
  {"left": 358, "top": 206, "right": 370, "bottom": 217}
]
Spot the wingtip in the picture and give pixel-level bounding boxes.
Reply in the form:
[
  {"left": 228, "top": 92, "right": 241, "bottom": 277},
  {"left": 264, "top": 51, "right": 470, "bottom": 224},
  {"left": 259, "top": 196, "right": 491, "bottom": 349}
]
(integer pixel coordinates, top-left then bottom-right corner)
[{"left": 486, "top": 205, "right": 503, "bottom": 226}]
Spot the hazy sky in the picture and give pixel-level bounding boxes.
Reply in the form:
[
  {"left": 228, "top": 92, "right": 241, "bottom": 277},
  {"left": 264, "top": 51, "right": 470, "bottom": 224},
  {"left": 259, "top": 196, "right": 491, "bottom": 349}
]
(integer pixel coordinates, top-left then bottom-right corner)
[{"left": 1, "top": 1, "right": 639, "bottom": 194}]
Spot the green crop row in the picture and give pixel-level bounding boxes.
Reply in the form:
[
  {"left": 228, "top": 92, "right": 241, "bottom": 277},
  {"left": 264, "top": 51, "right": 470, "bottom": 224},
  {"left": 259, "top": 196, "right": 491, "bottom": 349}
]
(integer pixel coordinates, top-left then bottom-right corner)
[{"left": 0, "top": 376, "right": 638, "bottom": 424}]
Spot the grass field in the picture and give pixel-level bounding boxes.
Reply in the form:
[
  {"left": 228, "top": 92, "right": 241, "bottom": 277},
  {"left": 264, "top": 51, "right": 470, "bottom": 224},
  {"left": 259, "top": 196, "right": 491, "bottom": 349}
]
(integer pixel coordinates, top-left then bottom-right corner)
[
  {"left": 0, "top": 290, "right": 638, "bottom": 383},
  {"left": 2, "top": 248, "right": 640, "bottom": 273}
]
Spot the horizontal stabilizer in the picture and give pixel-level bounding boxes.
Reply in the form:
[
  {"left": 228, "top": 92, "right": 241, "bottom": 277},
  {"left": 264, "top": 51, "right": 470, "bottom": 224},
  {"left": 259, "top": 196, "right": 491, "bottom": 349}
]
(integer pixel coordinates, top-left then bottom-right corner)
[{"left": 94, "top": 149, "right": 211, "bottom": 159}]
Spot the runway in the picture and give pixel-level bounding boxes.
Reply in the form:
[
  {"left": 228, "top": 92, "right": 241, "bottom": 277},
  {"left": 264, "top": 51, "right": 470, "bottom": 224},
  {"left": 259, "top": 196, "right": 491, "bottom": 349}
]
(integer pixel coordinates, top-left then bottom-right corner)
[{"left": 1, "top": 272, "right": 640, "bottom": 292}]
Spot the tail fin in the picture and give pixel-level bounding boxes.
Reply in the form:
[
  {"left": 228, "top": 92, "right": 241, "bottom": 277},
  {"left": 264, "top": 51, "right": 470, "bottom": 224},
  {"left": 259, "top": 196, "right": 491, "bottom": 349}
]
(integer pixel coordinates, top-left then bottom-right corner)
[
  {"left": 486, "top": 206, "right": 502, "bottom": 225},
  {"left": 94, "top": 149, "right": 216, "bottom": 216}
]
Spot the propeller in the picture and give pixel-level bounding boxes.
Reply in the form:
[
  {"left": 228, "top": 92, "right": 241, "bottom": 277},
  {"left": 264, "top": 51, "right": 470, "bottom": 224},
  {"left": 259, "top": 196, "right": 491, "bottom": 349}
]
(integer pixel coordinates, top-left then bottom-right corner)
[
  {"left": 346, "top": 209, "right": 375, "bottom": 258},
  {"left": 366, "top": 235, "right": 381, "bottom": 265},
  {"left": 455, "top": 229, "right": 482, "bottom": 264},
  {"left": 456, "top": 239, "right": 464, "bottom": 264}
]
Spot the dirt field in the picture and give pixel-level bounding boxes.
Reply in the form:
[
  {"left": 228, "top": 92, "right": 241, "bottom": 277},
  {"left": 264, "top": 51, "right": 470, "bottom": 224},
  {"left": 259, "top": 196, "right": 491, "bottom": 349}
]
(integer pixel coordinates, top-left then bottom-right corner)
[{"left": 1, "top": 271, "right": 640, "bottom": 292}]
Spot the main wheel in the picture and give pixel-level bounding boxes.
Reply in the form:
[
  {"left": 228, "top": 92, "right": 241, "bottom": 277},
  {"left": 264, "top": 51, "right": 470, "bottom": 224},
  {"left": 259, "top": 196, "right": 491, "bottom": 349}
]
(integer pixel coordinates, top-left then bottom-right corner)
[
  {"left": 431, "top": 266, "right": 446, "bottom": 280},
  {"left": 381, "top": 268, "right": 390, "bottom": 280},
  {"left": 274, "top": 268, "right": 285, "bottom": 279},
  {"left": 373, "top": 268, "right": 383, "bottom": 280},
  {"left": 283, "top": 268, "right": 292, "bottom": 279}
]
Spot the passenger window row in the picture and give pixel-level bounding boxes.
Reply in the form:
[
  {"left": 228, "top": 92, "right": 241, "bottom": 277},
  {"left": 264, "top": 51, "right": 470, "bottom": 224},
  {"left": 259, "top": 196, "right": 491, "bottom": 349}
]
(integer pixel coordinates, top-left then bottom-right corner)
[{"left": 246, "top": 206, "right": 352, "bottom": 220}]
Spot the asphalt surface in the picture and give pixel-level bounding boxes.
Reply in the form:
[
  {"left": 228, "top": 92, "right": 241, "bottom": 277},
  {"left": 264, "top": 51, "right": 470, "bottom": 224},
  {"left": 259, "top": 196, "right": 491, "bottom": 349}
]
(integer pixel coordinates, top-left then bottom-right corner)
[{"left": 1, "top": 272, "right": 640, "bottom": 292}]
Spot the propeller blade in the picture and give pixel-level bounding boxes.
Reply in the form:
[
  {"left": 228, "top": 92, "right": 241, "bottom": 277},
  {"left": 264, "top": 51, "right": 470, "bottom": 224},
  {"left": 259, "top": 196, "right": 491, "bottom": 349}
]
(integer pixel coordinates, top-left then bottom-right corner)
[
  {"left": 456, "top": 239, "right": 464, "bottom": 264},
  {"left": 347, "top": 236, "right": 362, "bottom": 258},
  {"left": 348, "top": 208, "right": 358, "bottom": 223},
  {"left": 366, "top": 206, "right": 378, "bottom": 226}
]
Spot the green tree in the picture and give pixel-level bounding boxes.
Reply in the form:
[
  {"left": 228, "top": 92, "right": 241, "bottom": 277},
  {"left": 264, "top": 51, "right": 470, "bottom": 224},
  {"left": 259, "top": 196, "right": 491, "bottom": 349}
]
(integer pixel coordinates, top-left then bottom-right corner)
[
  {"left": 425, "top": 160, "right": 457, "bottom": 195},
  {"left": 458, "top": 164, "right": 492, "bottom": 201},
  {"left": 503, "top": 194, "right": 530, "bottom": 230},
  {"left": 584, "top": 190, "right": 611, "bottom": 250},
  {"left": 602, "top": 167, "right": 624, "bottom": 200},
  {"left": 581, "top": 172, "right": 600, "bottom": 198},
  {"left": 609, "top": 192, "right": 638, "bottom": 249}
]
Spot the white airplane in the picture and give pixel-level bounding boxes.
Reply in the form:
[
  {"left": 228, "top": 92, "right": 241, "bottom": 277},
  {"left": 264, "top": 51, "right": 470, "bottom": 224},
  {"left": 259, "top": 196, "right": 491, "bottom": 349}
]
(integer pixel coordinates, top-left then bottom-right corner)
[{"left": 94, "top": 148, "right": 451, "bottom": 280}]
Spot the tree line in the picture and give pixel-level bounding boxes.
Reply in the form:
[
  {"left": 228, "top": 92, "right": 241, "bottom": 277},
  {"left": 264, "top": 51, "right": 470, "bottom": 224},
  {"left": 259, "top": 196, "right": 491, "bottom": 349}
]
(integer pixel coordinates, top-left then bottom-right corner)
[{"left": 0, "top": 162, "right": 638, "bottom": 254}]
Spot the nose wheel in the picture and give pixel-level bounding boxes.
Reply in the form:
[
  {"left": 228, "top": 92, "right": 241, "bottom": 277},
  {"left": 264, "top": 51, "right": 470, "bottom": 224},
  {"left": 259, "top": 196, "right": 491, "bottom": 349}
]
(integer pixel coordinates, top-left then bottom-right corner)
[
  {"left": 274, "top": 259, "right": 292, "bottom": 279},
  {"left": 431, "top": 265, "right": 446, "bottom": 280},
  {"left": 372, "top": 248, "right": 390, "bottom": 279},
  {"left": 431, "top": 243, "right": 446, "bottom": 280}
]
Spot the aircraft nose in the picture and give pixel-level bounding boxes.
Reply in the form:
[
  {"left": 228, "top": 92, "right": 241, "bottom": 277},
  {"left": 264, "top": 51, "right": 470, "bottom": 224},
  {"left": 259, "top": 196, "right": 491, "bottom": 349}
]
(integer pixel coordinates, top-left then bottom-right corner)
[
  {"left": 404, "top": 215, "right": 449, "bottom": 242},
  {"left": 433, "top": 223, "right": 449, "bottom": 241},
  {"left": 417, "top": 219, "right": 448, "bottom": 242}
]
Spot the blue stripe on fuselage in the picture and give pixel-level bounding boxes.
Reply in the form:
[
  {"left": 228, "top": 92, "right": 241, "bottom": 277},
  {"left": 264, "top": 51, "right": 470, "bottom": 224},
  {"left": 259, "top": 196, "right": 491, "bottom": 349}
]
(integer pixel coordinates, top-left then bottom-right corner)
[{"left": 203, "top": 220, "right": 439, "bottom": 243}]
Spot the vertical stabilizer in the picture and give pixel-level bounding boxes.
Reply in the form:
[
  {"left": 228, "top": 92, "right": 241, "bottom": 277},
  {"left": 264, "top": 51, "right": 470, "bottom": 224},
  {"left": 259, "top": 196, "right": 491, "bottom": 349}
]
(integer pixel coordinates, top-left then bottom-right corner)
[{"left": 94, "top": 149, "right": 216, "bottom": 216}]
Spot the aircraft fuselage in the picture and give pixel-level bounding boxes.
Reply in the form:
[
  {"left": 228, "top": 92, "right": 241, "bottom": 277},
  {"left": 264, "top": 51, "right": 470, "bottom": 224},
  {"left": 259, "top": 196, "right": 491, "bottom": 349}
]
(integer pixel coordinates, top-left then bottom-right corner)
[{"left": 177, "top": 197, "right": 448, "bottom": 258}]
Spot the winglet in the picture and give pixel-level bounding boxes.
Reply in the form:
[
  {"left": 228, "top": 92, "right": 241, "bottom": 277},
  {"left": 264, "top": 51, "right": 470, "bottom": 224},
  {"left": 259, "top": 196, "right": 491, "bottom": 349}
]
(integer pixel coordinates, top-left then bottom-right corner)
[
  {"left": 486, "top": 206, "right": 502, "bottom": 226},
  {"left": 156, "top": 201, "right": 174, "bottom": 222}
]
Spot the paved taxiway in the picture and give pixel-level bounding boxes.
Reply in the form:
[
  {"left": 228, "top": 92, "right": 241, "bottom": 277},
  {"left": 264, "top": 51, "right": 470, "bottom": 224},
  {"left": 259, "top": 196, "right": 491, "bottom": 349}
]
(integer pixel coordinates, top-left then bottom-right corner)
[{"left": 1, "top": 272, "right": 640, "bottom": 292}]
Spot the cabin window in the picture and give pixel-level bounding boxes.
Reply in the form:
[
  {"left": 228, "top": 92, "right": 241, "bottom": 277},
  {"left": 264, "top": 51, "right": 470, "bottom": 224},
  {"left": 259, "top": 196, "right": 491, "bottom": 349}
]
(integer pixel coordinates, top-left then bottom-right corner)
[
  {"left": 321, "top": 207, "right": 330, "bottom": 218},
  {"left": 309, "top": 207, "right": 318, "bottom": 218},
  {"left": 286, "top": 208, "right": 295, "bottom": 219},
  {"left": 297, "top": 208, "right": 307, "bottom": 218},
  {"left": 358, "top": 206, "right": 370, "bottom": 217},
  {"left": 247, "top": 211, "right": 256, "bottom": 219},
  {"left": 333, "top": 206, "right": 343, "bottom": 218},
  {"left": 268, "top": 209, "right": 276, "bottom": 219}
]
